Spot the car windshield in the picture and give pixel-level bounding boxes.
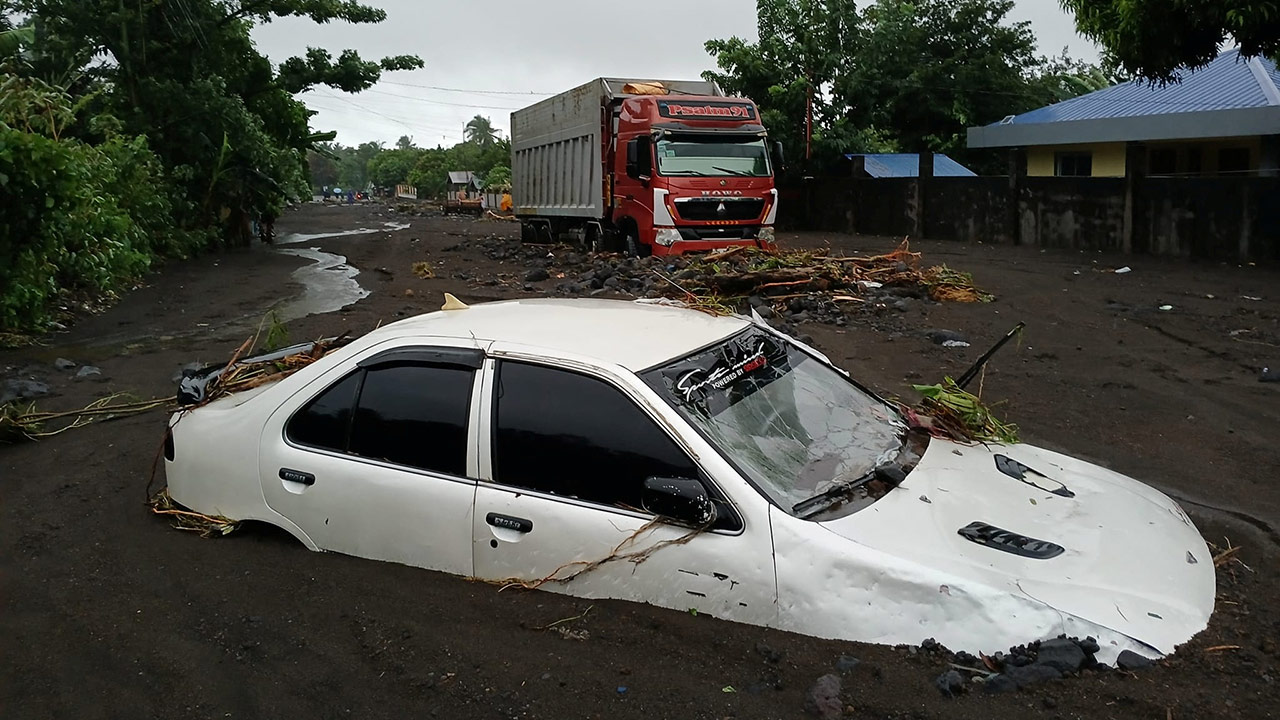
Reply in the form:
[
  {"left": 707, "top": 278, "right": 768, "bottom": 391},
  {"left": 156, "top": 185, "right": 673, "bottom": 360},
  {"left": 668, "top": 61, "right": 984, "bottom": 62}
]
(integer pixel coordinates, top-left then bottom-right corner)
[
  {"left": 655, "top": 134, "right": 771, "bottom": 177},
  {"left": 641, "top": 330, "right": 905, "bottom": 513}
]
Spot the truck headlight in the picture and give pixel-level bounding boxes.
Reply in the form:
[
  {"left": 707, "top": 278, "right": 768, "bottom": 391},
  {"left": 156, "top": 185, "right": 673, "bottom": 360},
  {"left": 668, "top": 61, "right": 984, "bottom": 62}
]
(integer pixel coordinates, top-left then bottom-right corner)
[
  {"left": 654, "top": 228, "right": 681, "bottom": 246},
  {"left": 758, "top": 226, "right": 775, "bottom": 243}
]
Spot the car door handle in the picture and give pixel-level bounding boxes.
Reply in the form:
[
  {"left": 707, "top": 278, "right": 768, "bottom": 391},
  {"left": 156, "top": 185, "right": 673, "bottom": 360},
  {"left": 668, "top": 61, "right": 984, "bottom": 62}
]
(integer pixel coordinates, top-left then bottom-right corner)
[
  {"left": 486, "top": 513, "right": 533, "bottom": 533},
  {"left": 279, "top": 468, "right": 315, "bottom": 486}
]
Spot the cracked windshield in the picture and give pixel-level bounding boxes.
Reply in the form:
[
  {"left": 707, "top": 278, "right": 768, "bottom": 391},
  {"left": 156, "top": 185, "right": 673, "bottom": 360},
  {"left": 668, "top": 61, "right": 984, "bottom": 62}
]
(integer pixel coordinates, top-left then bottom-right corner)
[
  {"left": 655, "top": 134, "right": 772, "bottom": 177},
  {"left": 644, "top": 331, "right": 904, "bottom": 511}
]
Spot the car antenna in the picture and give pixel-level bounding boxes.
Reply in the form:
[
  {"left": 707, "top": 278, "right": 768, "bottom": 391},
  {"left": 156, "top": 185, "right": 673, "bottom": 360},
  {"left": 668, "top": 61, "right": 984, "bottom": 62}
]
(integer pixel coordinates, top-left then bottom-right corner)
[
  {"left": 441, "top": 293, "right": 469, "bottom": 311},
  {"left": 954, "top": 322, "right": 1025, "bottom": 390}
]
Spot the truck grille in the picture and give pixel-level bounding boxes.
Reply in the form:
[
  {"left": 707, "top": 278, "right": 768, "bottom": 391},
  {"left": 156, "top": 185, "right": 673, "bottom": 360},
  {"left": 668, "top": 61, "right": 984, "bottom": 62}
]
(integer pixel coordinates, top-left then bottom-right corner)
[{"left": 674, "top": 198, "right": 765, "bottom": 222}]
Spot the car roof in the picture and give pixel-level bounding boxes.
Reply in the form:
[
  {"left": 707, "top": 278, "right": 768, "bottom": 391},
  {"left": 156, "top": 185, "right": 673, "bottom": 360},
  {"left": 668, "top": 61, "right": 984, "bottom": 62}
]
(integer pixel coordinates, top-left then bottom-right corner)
[{"left": 364, "top": 298, "right": 751, "bottom": 371}]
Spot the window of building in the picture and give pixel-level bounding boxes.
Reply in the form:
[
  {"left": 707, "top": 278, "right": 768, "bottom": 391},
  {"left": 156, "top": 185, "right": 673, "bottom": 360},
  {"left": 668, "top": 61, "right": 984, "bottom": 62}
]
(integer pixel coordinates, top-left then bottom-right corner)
[
  {"left": 287, "top": 362, "right": 474, "bottom": 477},
  {"left": 492, "top": 361, "right": 701, "bottom": 510},
  {"left": 1218, "top": 148, "right": 1251, "bottom": 175},
  {"left": 1148, "top": 148, "right": 1177, "bottom": 175},
  {"left": 1054, "top": 152, "right": 1092, "bottom": 177},
  {"left": 1186, "top": 147, "right": 1203, "bottom": 175}
]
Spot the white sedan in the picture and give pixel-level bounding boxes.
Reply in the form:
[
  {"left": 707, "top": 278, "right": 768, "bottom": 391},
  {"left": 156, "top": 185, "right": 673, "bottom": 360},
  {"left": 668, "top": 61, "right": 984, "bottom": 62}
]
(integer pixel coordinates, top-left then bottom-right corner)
[{"left": 165, "top": 298, "right": 1214, "bottom": 662}]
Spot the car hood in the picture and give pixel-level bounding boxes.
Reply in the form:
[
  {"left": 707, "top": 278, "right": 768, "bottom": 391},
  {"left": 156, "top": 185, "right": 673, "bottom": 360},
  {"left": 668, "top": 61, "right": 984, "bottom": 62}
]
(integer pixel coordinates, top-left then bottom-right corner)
[{"left": 817, "top": 438, "right": 1215, "bottom": 655}]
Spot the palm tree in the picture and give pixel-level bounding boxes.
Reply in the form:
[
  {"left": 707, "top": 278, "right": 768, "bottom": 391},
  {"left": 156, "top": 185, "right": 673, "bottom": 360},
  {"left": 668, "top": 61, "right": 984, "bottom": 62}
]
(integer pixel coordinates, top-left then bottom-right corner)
[{"left": 464, "top": 115, "right": 498, "bottom": 147}]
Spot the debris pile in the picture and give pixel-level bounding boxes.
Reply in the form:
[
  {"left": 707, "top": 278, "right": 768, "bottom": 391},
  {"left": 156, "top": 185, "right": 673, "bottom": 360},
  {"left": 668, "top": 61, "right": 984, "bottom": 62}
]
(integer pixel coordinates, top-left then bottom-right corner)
[
  {"left": 453, "top": 237, "right": 992, "bottom": 328},
  {"left": 913, "top": 634, "right": 1146, "bottom": 698}
]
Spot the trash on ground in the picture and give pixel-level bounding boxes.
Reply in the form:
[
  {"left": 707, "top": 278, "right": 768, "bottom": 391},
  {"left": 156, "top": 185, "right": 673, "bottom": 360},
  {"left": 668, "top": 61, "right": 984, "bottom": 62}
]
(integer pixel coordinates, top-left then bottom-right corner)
[
  {"left": 1158, "top": 305, "right": 1173, "bottom": 311},
  {"left": 1113, "top": 266, "right": 1132, "bottom": 274}
]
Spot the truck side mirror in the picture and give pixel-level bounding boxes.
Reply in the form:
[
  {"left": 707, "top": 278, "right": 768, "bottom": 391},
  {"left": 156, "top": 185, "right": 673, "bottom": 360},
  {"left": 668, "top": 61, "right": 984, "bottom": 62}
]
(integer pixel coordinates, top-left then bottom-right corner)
[
  {"left": 626, "top": 137, "right": 652, "bottom": 181},
  {"left": 772, "top": 142, "right": 785, "bottom": 171}
]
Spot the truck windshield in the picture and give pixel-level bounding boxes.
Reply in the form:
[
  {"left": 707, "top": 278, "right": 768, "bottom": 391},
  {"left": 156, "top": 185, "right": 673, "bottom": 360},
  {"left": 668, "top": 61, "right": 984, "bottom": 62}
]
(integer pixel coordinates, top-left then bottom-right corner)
[
  {"left": 641, "top": 330, "right": 905, "bottom": 513},
  {"left": 655, "top": 134, "right": 772, "bottom": 177}
]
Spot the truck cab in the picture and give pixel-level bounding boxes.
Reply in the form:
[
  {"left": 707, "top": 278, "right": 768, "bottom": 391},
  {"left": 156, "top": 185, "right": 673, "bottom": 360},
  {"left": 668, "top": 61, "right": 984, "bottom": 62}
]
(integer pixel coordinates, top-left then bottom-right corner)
[{"left": 612, "top": 95, "right": 780, "bottom": 256}]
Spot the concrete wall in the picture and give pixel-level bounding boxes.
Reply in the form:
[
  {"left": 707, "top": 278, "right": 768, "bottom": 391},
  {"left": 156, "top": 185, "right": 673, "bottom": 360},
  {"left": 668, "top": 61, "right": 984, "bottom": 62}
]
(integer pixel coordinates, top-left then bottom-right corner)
[{"left": 783, "top": 175, "right": 1280, "bottom": 263}]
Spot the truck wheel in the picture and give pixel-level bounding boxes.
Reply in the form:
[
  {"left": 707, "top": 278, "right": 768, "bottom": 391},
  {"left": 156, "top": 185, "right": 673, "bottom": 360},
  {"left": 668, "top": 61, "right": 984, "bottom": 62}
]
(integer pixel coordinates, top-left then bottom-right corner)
[
  {"left": 625, "top": 229, "right": 650, "bottom": 258},
  {"left": 520, "top": 222, "right": 535, "bottom": 243}
]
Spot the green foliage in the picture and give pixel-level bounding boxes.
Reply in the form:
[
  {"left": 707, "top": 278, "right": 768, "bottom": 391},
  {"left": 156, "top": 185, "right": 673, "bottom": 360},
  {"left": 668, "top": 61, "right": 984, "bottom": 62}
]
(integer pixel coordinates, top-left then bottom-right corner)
[
  {"left": 1061, "top": 0, "right": 1280, "bottom": 82},
  {"left": 367, "top": 147, "right": 423, "bottom": 188},
  {"left": 483, "top": 165, "right": 511, "bottom": 189}
]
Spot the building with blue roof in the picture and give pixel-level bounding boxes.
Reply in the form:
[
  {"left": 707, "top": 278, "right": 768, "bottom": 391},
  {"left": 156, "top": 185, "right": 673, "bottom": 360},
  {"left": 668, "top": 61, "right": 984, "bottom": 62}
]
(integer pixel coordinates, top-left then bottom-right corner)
[
  {"left": 967, "top": 49, "right": 1280, "bottom": 178},
  {"left": 844, "top": 153, "right": 976, "bottom": 178}
]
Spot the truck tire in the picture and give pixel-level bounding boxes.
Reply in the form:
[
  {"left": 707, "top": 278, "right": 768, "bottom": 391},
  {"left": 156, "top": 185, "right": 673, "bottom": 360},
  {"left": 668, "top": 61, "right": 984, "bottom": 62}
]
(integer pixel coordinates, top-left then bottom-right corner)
[{"left": 624, "top": 228, "right": 651, "bottom": 258}]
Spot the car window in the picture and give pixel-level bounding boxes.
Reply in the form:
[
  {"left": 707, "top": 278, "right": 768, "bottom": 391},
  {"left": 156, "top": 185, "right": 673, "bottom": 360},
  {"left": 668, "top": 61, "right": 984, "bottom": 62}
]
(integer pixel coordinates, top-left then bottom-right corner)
[
  {"left": 493, "top": 361, "right": 700, "bottom": 510},
  {"left": 349, "top": 363, "right": 474, "bottom": 476},
  {"left": 286, "top": 362, "right": 474, "bottom": 477},
  {"left": 287, "top": 371, "right": 360, "bottom": 451}
]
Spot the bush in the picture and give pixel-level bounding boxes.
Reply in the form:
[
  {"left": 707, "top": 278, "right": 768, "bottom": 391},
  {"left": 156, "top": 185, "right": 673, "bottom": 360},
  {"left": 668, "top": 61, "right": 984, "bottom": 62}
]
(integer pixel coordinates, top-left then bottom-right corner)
[{"left": 0, "top": 126, "right": 169, "bottom": 330}]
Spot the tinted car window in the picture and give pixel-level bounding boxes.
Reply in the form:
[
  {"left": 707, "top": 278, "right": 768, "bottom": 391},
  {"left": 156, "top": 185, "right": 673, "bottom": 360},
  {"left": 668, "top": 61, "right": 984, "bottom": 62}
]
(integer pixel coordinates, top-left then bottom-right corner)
[
  {"left": 349, "top": 363, "right": 474, "bottom": 476},
  {"left": 287, "top": 371, "right": 361, "bottom": 451},
  {"left": 493, "top": 361, "right": 700, "bottom": 509}
]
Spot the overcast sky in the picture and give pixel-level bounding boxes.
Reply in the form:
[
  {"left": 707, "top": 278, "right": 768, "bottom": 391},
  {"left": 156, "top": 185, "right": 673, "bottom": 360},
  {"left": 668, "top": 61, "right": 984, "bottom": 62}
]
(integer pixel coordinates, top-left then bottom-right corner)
[{"left": 251, "top": 1, "right": 1100, "bottom": 148}]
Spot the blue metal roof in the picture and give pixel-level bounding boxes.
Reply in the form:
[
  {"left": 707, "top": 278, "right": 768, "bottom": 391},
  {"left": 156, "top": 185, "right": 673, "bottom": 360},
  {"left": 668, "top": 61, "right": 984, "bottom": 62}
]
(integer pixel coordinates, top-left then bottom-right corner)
[
  {"left": 844, "top": 153, "right": 977, "bottom": 177},
  {"left": 1005, "top": 49, "right": 1280, "bottom": 125}
]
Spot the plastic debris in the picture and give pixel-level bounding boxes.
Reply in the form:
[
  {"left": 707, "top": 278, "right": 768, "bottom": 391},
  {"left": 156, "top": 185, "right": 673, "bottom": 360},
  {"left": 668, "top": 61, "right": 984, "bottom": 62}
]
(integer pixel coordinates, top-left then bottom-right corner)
[
  {"left": 1114, "top": 266, "right": 1132, "bottom": 274},
  {"left": 1158, "top": 305, "right": 1173, "bottom": 311}
]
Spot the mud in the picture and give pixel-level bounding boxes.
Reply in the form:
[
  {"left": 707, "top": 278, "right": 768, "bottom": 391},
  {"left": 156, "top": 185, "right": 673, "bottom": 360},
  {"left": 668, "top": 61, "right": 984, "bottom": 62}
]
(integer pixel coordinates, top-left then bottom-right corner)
[{"left": 3, "top": 201, "right": 1279, "bottom": 719}]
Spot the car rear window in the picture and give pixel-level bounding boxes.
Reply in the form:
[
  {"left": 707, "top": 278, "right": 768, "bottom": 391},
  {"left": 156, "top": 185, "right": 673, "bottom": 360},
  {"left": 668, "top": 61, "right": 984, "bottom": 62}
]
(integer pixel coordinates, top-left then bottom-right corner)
[{"left": 286, "top": 362, "right": 474, "bottom": 477}]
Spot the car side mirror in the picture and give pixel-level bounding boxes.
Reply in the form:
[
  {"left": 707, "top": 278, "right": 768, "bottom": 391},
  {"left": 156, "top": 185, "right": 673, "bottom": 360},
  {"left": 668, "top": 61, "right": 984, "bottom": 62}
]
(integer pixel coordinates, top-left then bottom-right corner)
[
  {"left": 772, "top": 141, "right": 785, "bottom": 171},
  {"left": 642, "top": 476, "right": 716, "bottom": 527}
]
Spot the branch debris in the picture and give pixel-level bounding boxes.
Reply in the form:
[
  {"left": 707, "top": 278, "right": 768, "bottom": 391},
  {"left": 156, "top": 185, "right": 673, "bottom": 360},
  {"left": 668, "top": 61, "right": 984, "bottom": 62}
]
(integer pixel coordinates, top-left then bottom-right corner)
[
  {"left": 902, "top": 377, "right": 1019, "bottom": 444},
  {"left": 1, "top": 393, "right": 170, "bottom": 443},
  {"left": 147, "top": 488, "right": 240, "bottom": 537}
]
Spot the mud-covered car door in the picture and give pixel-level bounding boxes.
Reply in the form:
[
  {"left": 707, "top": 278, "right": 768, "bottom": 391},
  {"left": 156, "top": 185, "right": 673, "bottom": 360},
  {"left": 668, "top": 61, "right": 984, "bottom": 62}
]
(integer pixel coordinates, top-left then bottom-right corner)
[
  {"left": 470, "top": 355, "right": 776, "bottom": 625},
  {"left": 258, "top": 344, "right": 483, "bottom": 574}
]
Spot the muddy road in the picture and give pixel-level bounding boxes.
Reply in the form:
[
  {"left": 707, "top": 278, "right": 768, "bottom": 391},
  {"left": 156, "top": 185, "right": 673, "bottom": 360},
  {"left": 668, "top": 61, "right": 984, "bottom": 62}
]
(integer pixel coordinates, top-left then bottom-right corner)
[{"left": 3, "top": 202, "right": 1278, "bottom": 719}]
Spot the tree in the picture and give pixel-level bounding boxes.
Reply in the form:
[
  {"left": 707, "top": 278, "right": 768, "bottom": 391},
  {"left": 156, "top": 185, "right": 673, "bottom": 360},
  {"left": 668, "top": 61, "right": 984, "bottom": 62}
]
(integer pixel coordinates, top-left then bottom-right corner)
[
  {"left": 838, "top": 0, "right": 1052, "bottom": 156},
  {"left": 367, "top": 147, "right": 421, "bottom": 188},
  {"left": 464, "top": 114, "right": 498, "bottom": 147},
  {"left": 705, "top": 0, "right": 865, "bottom": 170},
  {"left": 8, "top": 0, "right": 422, "bottom": 244},
  {"left": 706, "top": 0, "right": 1113, "bottom": 173},
  {"left": 395, "top": 134, "right": 415, "bottom": 150},
  {"left": 1061, "top": 0, "right": 1280, "bottom": 82}
]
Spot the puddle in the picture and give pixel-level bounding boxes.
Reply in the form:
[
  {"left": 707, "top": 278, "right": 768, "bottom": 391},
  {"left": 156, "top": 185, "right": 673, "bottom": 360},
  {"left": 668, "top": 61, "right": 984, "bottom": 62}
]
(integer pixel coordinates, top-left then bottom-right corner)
[
  {"left": 273, "top": 247, "right": 370, "bottom": 321},
  {"left": 275, "top": 222, "right": 409, "bottom": 245}
]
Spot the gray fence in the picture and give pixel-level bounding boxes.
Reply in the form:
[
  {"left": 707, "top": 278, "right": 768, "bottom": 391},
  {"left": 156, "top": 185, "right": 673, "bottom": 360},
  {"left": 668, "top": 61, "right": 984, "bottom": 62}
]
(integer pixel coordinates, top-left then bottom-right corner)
[{"left": 780, "top": 175, "right": 1280, "bottom": 263}]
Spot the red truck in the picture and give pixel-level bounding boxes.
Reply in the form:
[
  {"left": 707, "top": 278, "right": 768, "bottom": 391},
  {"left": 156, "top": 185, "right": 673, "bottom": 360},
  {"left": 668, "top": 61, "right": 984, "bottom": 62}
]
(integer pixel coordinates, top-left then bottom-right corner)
[{"left": 511, "top": 78, "right": 782, "bottom": 256}]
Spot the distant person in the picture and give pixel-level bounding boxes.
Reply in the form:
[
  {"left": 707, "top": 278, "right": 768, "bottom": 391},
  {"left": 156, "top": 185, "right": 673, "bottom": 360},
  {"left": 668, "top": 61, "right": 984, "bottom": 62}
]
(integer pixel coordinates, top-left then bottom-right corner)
[
  {"left": 346, "top": 188, "right": 355, "bottom": 204},
  {"left": 322, "top": 185, "right": 330, "bottom": 201}
]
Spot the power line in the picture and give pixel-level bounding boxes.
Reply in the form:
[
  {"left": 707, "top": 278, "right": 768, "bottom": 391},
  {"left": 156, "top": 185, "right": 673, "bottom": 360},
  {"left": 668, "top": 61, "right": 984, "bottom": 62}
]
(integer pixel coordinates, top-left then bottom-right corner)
[
  {"left": 360, "top": 87, "right": 528, "bottom": 111},
  {"left": 379, "top": 80, "right": 553, "bottom": 96},
  {"left": 304, "top": 94, "right": 468, "bottom": 139}
]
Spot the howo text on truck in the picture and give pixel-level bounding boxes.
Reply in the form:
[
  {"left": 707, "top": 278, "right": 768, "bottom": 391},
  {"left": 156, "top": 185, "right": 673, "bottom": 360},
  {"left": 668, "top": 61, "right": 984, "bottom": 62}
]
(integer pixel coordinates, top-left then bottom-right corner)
[{"left": 510, "top": 78, "right": 782, "bottom": 256}]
